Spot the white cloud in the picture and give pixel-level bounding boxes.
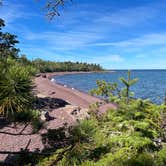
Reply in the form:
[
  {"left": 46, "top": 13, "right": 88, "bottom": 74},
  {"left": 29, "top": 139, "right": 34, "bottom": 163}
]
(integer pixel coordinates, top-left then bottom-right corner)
[
  {"left": 3, "top": 0, "right": 165, "bottom": 53},
  {"left": 90, "top": 54, "right": 124, "bottom": 64},
  {"left": 92, "top": 32, "right": 166, "bottom": 48},
  {"left": 96, "top": 6, "right": 157, "bottom": 27},
  {"left": 108, "top": 55, "right": 124, "bottom": 62},
  {"left": 24, "top": 30, "right": 103, "bottom": 50}
]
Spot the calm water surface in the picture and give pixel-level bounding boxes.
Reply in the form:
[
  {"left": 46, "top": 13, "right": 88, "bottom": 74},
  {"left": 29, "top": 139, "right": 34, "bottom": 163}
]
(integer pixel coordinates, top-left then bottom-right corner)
[{"left": 54, "top": 70, "right": 166, "bottom": 104}]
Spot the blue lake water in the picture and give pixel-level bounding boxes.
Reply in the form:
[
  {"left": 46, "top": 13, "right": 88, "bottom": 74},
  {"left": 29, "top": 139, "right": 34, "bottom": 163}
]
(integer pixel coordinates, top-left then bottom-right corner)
[{"left": 54, "top": 70, "right": 166, "bottom": 104}]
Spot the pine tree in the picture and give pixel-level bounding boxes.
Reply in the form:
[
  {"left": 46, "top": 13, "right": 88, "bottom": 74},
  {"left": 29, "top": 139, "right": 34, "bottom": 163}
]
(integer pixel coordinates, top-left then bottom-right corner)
[
  {"left": 0, "top": 18, "right": 19, "bottom": 59},
  {"left": 120, "top": 70, "right": 138, "bottom": 103}
]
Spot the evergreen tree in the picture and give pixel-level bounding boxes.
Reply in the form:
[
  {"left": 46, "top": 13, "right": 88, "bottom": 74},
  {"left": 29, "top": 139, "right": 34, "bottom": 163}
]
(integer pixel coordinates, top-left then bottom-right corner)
[
  {"left": 120, "top": 70, "right": 138, "bottom": 103},
  {"left": 0, "top": 18, "right": 19, "bottom": 59}
]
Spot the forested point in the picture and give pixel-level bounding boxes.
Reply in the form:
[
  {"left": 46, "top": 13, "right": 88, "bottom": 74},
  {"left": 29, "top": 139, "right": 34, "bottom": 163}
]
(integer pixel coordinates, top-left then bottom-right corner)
[{"left": 19, "top": 56, "right": 104, "bottom": 73}]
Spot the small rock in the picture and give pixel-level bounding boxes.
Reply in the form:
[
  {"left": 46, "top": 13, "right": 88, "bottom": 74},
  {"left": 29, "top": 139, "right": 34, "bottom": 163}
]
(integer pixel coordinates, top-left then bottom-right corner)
[
  {"left": 40, "top": 111, "right": 53, "bottom": 121},
  {"left": 42, "top": 74, "right": 46, "bottom": 78},
  {"left": 36, "top": 94, "right": 47, "bottom": 98},
  {"left": 71, "top": 107, "right": 81, "bottom": 115},
  {"left": 40, "top": 111, "right": 47, "bottom": 121},
  {"left": 152, "top": 138, "right": 162, "bottom": 149},
  {"left": 50, "top": 91, "right": 56, "bottom": 95},
  {"left": 35, "top": 73, "right": 41, "bottom": 77}
]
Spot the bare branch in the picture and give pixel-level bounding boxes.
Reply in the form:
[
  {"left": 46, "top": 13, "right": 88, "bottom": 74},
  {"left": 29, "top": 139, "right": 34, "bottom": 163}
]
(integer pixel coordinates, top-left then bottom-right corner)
[{"left": 44, "top": 0, "right": 72, "bottom": 20}]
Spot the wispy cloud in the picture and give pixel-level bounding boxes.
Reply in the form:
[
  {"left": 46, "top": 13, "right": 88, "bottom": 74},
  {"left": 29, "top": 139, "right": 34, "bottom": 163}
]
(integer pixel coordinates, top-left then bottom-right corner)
[
  {"left": 92, "top": 33, "right": 166, "bottom": 48},
  {"left": 89, "top": 54, "right": 124, "bottom": 65},
  {"left": 20, "top": 1, "right": 166, "bottom": 52},
  {"left": 95, "top": 6, "right": 157, "bottom": 27},
  {"left": 24, "top": 30, "right": 103, "bottom": 50}
]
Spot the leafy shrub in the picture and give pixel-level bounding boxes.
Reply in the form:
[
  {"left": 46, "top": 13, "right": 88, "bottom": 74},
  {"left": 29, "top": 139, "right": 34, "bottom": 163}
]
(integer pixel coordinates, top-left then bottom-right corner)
[{"left": 24, "top": 65, "right": 39, "bottom": 76}]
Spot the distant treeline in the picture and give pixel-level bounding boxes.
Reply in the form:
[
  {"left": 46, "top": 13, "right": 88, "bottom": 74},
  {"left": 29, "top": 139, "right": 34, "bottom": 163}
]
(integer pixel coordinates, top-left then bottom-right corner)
[{"left": 19, "top": 55, "right": 104, "bottom": 73}]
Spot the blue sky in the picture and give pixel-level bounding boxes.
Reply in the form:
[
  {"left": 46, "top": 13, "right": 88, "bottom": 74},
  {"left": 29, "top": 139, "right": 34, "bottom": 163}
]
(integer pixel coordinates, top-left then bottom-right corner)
[{"left": 0, "top": 0, "right": 166, "bottom": 69}]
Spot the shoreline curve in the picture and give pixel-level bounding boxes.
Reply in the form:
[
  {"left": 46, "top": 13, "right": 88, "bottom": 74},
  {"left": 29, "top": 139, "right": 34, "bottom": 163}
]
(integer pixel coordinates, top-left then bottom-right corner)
[{"left": 34, "top": 71, "right": 117, "bottom": 110}]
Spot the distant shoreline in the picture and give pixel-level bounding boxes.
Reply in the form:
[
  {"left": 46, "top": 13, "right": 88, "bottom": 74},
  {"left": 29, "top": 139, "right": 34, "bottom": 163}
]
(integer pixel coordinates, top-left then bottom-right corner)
[
  {"left": 45, "top": 70, "right": 115, "bottom": 79},
  {"left": 35, "top": 72, "right": 101, "bottom": 108}
]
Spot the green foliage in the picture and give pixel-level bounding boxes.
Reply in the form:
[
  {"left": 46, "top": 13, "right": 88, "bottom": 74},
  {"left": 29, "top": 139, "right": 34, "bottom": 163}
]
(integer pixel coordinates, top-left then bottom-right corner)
[
  {"left": 12, "top": 109, "right": 43, "bottom": 132},
  {"left": 37, "top": 153, "right": 59, "bottom": 166},
  {"left": 119, "top": 70, "right": 138, "bottom": 103},
  {"left": 90, "top": 80, "right": 118, "bottom": 102},
  {"left": 0, "top": 59, "right": 34, "bottom": 118},
  {"left": 0, "top": 19, "right": 36, "bottom": 123},
  {"left": 0, "top": 19, "right": 35, "bottom": 119},
  {"left": 125, "top": 153, "right": 155, "bottom": 166},
  {"left": 18, "top": 55, "right": 39, "bottom": 76},
  {"left": 14, "top": 55, "right": 103, "bottom": 74},
  {"left": 32, "top": 59, "right": 103, "bottom": 73},
  {"left": 37, "top": 99, "right": 165, "bottom": 166},
  {"left": 155, "top": 146, "right": 166, "bottom": 166},
  {"left": 0, "top": 18, "right": 19, "bottom": 59},
  {"left": 31, "top": 118, "right": 44, "bottom": 133},
  {"left": 13, "top": 109, "right": 40, "bottom": 122},
  {"left": 91, "top": 70, "right": 138, "bottom": 104}
]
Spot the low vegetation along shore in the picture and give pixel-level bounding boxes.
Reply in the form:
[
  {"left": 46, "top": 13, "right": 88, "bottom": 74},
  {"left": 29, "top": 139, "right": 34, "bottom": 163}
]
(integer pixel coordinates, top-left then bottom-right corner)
[{"left": 1, "top": 18, "right": 166, "bottom": 165}]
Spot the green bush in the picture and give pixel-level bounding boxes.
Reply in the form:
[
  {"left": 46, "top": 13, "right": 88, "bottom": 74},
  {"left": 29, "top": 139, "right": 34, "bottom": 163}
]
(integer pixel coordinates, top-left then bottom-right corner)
[
  {"left": 125, "top": 153, "right": 155, "bottom": 166},
  {"left": 13, "top": 109, "right": 40, "bottom": 122},
  {"left": 0, "top": 60, "right": 34, "bottom": 118},
  {"left": 155, "top": 147, "right": 166, "bottom": 166},
  {"left": 37, "top": 76, "right": 166, "bottom": 166}
]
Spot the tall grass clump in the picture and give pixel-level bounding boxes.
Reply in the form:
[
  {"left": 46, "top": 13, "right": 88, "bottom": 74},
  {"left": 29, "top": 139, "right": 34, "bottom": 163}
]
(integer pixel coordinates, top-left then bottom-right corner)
[{"left": 0, "top": 59, "right": 34, "bottom": 118}]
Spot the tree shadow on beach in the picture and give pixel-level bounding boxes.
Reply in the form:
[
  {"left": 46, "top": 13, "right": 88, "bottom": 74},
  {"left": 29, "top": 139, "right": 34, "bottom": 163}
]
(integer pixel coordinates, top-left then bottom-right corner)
[
  {"left": 0, "top": 97, "right": 71, "bottom": 165},
  {"left": 41, "top": 127, "right": 70, "bottom": 151},
  {"left": 0, "top": 118, "right": 10, "bottom": 130},
  {"left": 1, "top": 127, "right": 72, "bottom": 166},
  {"left": 33, "top": 97, "right": 70, "bottom": 112}
]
